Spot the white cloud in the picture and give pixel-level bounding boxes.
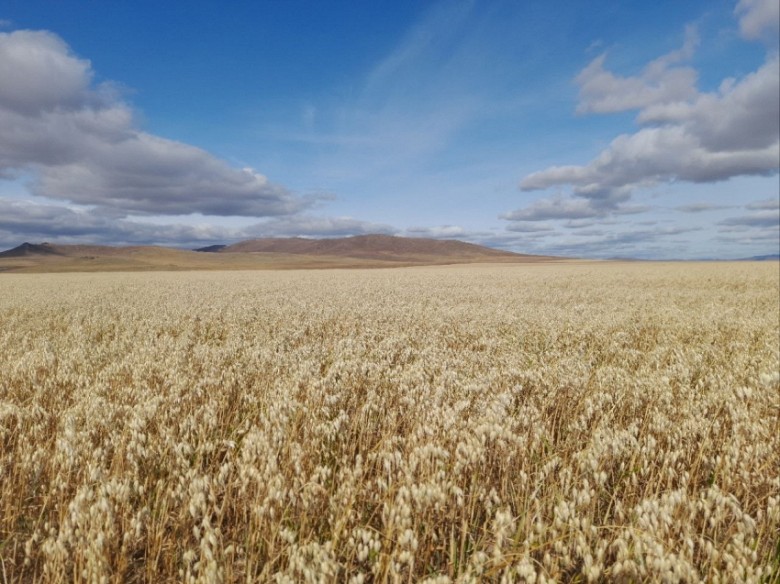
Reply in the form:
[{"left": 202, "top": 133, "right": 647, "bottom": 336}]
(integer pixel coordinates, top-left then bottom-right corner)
[
  {"left": 244, "top": 216, "right": 395, "bottom": 238},
  {"left": 508, "top": 2, "right": 779, "bottom": 258},
  {"left": 719, "top": 210, "right": 780, "bottom": 227},
  {"left": 483, "top": 225, "right": 705, "bottom": 260},
  {"left": 735, "top": 0, "right": 780, "bottom": 43},
  {"left": 638, "top": 57, "right": 779, "bottom": 152},
  {"left": 717, "top": 229, "right": 779, "bottom": 243},
  {"left": 502, "top": 195, "right": 605, "bottom": 221},
  {"left": 0, "top": 197, "right": 236, "bottom": 247},
  {"left": 745, "top": 197, "right": 780, "bottom": 210},
  {"left": 576, "top": 26, "right": 699, "bottom": 115},
  {"left": 501, "top": 194, "right": 650, "bottom": 228},
  {"left": 0, "top": 30, "right": 306, "bottom": 217},
  {"left": 0, "top": 196, "right": 405, "bottom": 248},
  {"left": 0, "top": 30, "right": 94, "bottom": 116},
  {"left": 520, "top": 43, "right": 779, "bottom": 203}
]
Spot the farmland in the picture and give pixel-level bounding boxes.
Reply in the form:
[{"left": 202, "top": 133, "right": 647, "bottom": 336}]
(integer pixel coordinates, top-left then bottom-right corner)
[{"left": 0, "top": 262, "right": 778, "bottom": 582}]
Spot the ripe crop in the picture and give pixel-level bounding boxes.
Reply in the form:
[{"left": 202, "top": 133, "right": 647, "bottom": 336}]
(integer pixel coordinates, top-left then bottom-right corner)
[{"left": 0, "top": 262, "right": 778, "bottom": 582}]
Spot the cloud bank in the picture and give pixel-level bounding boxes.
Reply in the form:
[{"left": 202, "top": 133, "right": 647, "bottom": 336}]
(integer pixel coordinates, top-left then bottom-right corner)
[
  {"left": 0, "top": 197, "right": 397, "bottom": 249},
  {"left": 507, "top": 1, "right": 779, "bottom": 226},
  {"left": 520, "top": 55, "right": 778, "bottom": 202},
  {"left": 0, "top": 30, "right": 304, "bottom": 218}
]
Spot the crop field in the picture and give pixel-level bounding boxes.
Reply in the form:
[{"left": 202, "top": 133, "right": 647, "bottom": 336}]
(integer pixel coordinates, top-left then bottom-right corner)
[{"left": 0, "top": 262, "right": 778, "bottom": 583}]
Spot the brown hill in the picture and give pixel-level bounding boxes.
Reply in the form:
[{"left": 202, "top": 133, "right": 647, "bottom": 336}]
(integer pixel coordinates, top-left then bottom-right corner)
[
  {"left": 0, "top": 242, "right": 179, "bottom": 258},
  {"left": 221, "top": 234, "right": 534, "bottom": 261},
  {"left": 0, "top": 242, "right": 64, "bottom": 257},
  {"left": 0, "top": 243, "right": 218, "bottom": 273},
  {"left": 0, "top": 235, "right": 563, "bottom": 273}
]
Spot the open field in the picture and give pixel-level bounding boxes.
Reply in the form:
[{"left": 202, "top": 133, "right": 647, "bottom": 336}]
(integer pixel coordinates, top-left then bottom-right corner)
[
  {"left": 0, "top": 250, "right": 555, "bottom": 274},
  {"left": 0, "top": 262, "right": 778, "bottom": 582}
]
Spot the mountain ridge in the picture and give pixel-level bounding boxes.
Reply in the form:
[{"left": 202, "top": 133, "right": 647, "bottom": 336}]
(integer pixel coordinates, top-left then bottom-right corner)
[
  {"left": 0, "top": 242, "right": 65, "bottom": 257},
  {"left": 219, "top": 234, "right": 526, "bottom": 260},
  {"left": 1, "top": 235, "right": 526, "bottom": 260},
  {"left": 0, "top": 234, "right": 562, "bottom": 273}
]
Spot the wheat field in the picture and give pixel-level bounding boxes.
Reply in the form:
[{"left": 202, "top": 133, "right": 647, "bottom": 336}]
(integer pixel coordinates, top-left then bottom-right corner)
[{"left": 0, "top": 262, "right": 778, "bottom": 583}]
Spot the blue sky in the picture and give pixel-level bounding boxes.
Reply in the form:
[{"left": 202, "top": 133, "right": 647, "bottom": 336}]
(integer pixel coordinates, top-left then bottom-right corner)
[{"left": 0, "top": 0, "right": 778, "bottom": 259}]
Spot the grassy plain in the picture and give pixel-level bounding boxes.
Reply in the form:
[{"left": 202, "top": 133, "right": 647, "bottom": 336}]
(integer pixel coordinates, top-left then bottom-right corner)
[
  {"left": 0, "top": 262, "right": 778, "bottom": 582},
  {"left": 0, "top": 250, "right": 549, "bottom": 274}
]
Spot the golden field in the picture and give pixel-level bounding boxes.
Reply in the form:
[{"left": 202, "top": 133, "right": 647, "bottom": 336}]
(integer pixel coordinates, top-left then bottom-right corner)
[{"left": 0, "top": 262, "right": 778, "bottom": 583}]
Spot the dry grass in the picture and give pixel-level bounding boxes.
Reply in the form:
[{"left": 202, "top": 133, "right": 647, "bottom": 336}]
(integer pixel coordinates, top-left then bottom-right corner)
[
  {"left": 0, "top": 262, "right": 778, "bottom": 583},
  {"left": 0, "top": 250, "right": 553, "bottom": 274}
]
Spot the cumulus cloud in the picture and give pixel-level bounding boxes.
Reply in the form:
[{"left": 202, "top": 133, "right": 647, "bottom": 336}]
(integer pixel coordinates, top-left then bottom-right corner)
[
  {"left": 0, "top": 30, "right": 305, "bottom": 217},
  {"left": 576, "top": 26, "right": 699, "bottom": 115},
  {"left": 0, "top": 31, "right": 94, "bottom": 116},
  {"left": 521, "top": 57, "right": 779, "bottom": 201},
  {"left": 518, "top": 9, "right": 779, "bottom": 221},
  {"left": 637, "top": 57, "right": 779, "bottom": 152},
  {"left": 735, "top": 0, "right": 780, "bottom": 43},
  {"left": 244, "top": 216, "right": 395, "bottom": 238}
]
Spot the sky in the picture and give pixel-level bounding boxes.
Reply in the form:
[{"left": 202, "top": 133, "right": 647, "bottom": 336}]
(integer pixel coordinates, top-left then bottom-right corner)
[{"left": 0, "top": 0, "right": 778, "bottom": 259}]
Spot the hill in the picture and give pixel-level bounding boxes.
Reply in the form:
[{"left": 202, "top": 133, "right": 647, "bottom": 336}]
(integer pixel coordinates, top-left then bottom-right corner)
[
  {"left": 0, "top": 242, "right": 64, "bottom": 257},
  {"left": 194, "top": 244, "right": 227, "bottom": 253},
  {"left": 742, "top": 254, "right": 779, "bottom": 261},
  {"left": 221, "top": 234, "right": 537, "bottom": 261},
  {"left": 0, "top": 242, "right": 177, "bottom": 258},
  {"left": 0, "top": 235, "right": 562, "bottom": 273}
]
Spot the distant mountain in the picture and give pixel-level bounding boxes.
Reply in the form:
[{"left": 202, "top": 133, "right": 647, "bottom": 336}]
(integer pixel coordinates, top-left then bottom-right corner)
[
  {"left": 0, "top": 242, "right": 64, "bottom": 257},
  {"left": 0, "top": 242, "right": 169, "bottom": 258},
  {"left": 220, "top": 234, "right": 536, "bottom": 261},
  {"left": 194, "top": 244, "right": 227, "bottom": 253},
  {"left": 742, "top": 254, "right": 780, "bottom": 261},
  {"left": 0, "top": 235, "right": 561, "bottom": 273}
]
